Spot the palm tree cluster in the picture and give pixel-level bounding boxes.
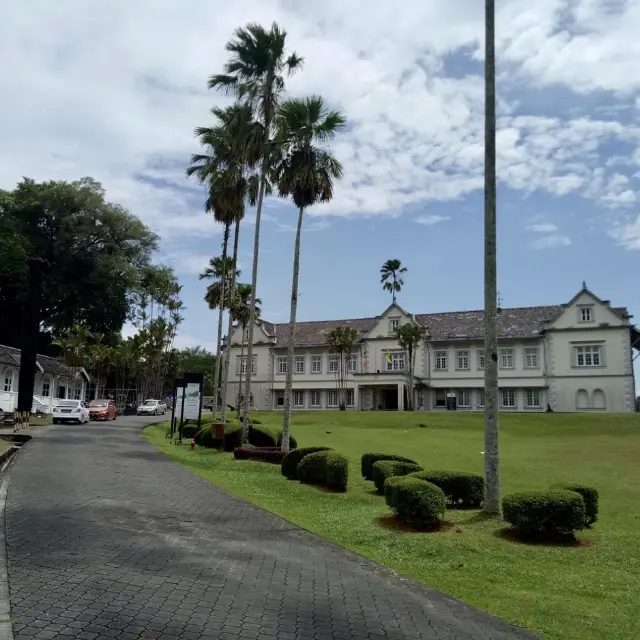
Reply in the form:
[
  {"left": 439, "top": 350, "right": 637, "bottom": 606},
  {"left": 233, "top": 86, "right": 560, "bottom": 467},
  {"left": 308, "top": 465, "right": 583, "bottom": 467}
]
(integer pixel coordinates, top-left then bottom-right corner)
[{"left": 187, "top": 22, "right": 346, "bottom": 450}]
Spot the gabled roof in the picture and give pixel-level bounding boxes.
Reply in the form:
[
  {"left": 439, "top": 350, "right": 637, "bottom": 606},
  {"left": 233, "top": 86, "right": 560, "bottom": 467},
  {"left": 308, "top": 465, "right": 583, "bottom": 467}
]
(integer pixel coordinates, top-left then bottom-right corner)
[{"left": 0, "top": 344, "right": 89, "bottom": 379}]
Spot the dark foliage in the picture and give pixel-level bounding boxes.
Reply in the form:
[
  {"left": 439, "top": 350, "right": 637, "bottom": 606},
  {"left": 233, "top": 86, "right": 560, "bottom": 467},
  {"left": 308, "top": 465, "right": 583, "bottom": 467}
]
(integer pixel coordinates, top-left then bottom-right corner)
[
  {"left": 384, "top": 476, "right": 447, "bottom": 529},
  {"left": 409, "top": 470, "right": 484, "bottom": 508},
  {"left": 234, "top": 447, "right": 285, "bottom": 463},
  {"left": 194, "top": 423, "right": 243, "bottom": 451},
  {"left": 248, "top": 424, "right": 297, "bottom": 449},
  {"left": 297, "top": 450, "right": 348, "bottom": 492},
  {"left": 373, "top": 461, "right": 423, "bottom": 494},
  {"left": 361, "top": 453, "right": 418, "bottom": 481},
  {"left": 281, "top": 446, "right": 332, "bottom": 480},
  {"left": 551, "top": 483, "right": 598, "bottom": 526}
]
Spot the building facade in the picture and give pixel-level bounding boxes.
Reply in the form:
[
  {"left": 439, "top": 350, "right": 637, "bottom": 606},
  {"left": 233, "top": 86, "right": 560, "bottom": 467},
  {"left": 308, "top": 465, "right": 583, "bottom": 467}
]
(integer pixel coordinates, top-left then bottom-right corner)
[
  {"left": 223, "top": 287, "right": 640, "bottom": 413},
  {"left": 0, "top": 344, "right": 90, "bottom": 414}
]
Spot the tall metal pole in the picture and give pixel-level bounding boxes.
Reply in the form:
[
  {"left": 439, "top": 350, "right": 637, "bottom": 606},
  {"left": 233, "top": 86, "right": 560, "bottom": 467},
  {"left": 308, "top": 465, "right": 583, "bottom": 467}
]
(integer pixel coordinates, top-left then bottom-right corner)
[{"left": 483, "top": 0, "right": 501, "bottom": 514}]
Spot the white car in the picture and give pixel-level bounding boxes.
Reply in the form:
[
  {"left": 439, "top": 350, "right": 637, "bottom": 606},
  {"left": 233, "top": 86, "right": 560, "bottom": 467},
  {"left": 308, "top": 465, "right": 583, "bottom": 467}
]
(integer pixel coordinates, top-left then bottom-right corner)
[
  {"left": 137, "top": 399, "right": 167, "bottom": 416},
  {"left": 52, "top": 400, "right": 90, "bottom": 424}
]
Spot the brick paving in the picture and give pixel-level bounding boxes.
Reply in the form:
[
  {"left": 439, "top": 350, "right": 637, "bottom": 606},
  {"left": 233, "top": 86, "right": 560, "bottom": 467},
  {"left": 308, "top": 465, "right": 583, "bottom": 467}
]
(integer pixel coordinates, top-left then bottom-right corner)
[{"left": 5, "top": 417, "right": 538, "bottom": 639}]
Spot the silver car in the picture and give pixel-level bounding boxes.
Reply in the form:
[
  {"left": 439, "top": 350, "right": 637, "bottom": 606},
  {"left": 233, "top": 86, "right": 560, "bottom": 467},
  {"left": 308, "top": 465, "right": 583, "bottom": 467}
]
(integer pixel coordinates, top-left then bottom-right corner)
[{"left": 136, "top": 399, "right": 167, "bottom": 416}]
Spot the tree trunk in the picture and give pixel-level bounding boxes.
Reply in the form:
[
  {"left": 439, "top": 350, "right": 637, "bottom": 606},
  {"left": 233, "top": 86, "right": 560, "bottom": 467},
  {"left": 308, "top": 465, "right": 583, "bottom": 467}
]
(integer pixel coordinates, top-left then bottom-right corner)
[
  {"left": 212, "top": 221, "right": 231, "bottom": 417},
  {"left": 236, "top": 328, "right": 246, "bottom": 419},
  {"left": 281, "top": 206, "right": 304, "bottom": 453},
  {"left": 220, "top": 219, "right": 241, "bottom": 424},
  {"left": 483, "top": 0, "right": 501, "bottom": 516},
  {"left": 242, "top": 172, "right": 267, "bottom": 442}
]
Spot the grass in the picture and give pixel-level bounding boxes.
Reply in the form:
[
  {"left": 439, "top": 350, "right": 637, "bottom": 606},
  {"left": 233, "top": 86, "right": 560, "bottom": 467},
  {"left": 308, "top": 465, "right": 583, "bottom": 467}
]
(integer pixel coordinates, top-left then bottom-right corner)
[{"left": 145, "top": 411, "right": 640, "bottom": 640}]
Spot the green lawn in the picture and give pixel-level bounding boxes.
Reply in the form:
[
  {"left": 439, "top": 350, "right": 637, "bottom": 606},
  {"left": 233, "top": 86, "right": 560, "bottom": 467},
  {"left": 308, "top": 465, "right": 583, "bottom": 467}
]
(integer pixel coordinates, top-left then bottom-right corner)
[{"left": 145, "top": 411, "right": 640, "bottom": 640}]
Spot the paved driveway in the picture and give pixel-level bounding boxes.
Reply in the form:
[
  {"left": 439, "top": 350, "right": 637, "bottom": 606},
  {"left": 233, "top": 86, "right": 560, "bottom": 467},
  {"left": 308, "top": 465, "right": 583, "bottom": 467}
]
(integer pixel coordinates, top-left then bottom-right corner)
[{"left": 4, "top": 417, "right": 537, "bottom": 640}]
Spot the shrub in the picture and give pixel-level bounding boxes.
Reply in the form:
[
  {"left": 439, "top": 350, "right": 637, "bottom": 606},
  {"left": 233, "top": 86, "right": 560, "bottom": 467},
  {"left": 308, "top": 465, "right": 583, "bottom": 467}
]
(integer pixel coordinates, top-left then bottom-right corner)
[
  {"left": 384, "top": 477, "right": 446, "bottom": 529},
  {"left": 248, "top": 425, "right": 297, "bottom": 450},
  {"left": 180, "top": 424, "right": 199, "bottom": 439},
  {"left": 234, "top": 447, "right": 285, "bottom": 463},
  {"left": 551, "top": 483, "right": 598, "bottom": 525},
  {"left": 502, "top": 490, "right": 587, "bottom": 538},
  {"left": 281, "top": 446, "right": 332, "bottom": 480},
  {"left": 373, "top": 460, "right": 423, "bottom": 494},
  {"left": 361, "top": 453, "right": 419, "bottom": 481},
  {"left": 409, "top": 470, "right": 484, "bottom": 508},
  {"left": 298, "top": 451, "right": 348, "bottom": 492},
  {"left": 251, "top": 418, "right": 262, "bottom": 425},
  {"left": 194, "top": 423, "right": 243, "bottom": 451}
]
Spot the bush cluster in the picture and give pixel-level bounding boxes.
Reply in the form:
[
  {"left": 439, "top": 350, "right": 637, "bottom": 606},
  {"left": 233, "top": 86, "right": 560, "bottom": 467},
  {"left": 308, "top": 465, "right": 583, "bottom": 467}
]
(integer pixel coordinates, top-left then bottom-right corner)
[
  {"left": 361, "top": 453, "right": 419, "bottom": 481},
  {"left": 409, "top": 470, "right": 484, "bottom": 508},
  {"left": 281, "top": 446, "right": 332, "bottom": 480},
  {"left": 298, "top": 451, "right": 348, "bottom": 492},
  {"left": 248, "top": 424, "right": 298, "bottom": 450},
  {"left": 234, "top": 447, "right": 285, "bottom": 463},
  {"left": 194, "top": 423, "right": 243, "bottom": 451},
  {"left": 551, "top": 483, "right": 598, "bottom": 526},
  {"left": 372, "top": 460, "right": 423, "bottom": 494},
  {"left": 384, "top": 476, "right": 446, "bottom": 529},
  {"left": 180, "top": 424, "right": 199, "bottom": 439},
  {"left": 502, "top": 490, "right": 587, "bottom": 537}
]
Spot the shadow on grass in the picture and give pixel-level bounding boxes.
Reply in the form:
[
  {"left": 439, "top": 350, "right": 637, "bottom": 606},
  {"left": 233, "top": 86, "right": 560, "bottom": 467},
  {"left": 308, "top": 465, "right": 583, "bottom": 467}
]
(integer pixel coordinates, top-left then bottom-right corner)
[
  {"left": 494, "top": 527, "right": 592, "bottom": 548},
  {"left": 377, "top": 515, "right": 463, "bottom": 534}
]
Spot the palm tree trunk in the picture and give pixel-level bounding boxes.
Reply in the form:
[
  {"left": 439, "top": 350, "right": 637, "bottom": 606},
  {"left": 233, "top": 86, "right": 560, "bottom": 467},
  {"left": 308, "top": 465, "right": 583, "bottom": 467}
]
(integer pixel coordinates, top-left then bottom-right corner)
[
  {"left": 242, "top": 174, "right": 267, "bottom": 442},
  {"left": 236, "top": 329, "right": 246, "bottom": 419},
  {"left": 281, "top": 206, "right": 304, "bottom": 452},
  {"left": 483, "top": 0, "right": 500, "bottom": 515},
  {"left": 213, "top": 221, "right": 231, "bottom": 417},
  {"left": 220, "top": 219, "right": 241, "bottom": 424}
]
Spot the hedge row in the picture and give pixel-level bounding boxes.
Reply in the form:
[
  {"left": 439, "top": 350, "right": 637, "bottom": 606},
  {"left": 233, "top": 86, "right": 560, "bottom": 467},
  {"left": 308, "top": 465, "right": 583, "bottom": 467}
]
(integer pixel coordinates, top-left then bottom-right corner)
[
  {"left": 372, "top": 461, "right": 422, "bottom": 494},
  {"left": 409, "top": 470, "right": 484, "bottom": 508},
  {"left": 281, "top": 446, "right": 332, "bottom": 480},
  {"left": 361, "top": 453, "right": 418, "bottom": 481},
  {"left": 193, "top": 423, "right": 298, "bottom": 452},
  {"left": 298, "top": 451, "right": 348, "bottom": 492},
  {"left": 384, "top": 477, "right": 446, "bottom": 529},
  {"left": 234, "top": 447, "right": 286, "bottom": 463},
  {"left": 194, "top": 424, "right": 243, "bottom": 451}
]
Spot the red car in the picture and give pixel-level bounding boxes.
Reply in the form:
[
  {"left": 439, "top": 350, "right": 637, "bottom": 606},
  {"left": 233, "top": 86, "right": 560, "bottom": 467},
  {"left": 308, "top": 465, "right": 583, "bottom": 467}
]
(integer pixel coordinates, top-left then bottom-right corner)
[{"left": 89, "top": 399, "right": 117, "bottom": 421}]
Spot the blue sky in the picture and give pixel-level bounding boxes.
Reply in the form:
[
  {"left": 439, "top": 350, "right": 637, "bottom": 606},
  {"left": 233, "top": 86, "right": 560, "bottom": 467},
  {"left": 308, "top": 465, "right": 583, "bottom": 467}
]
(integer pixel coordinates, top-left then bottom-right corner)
[{"left": 0, "top": 0, "right": 639, "bottom": 386}]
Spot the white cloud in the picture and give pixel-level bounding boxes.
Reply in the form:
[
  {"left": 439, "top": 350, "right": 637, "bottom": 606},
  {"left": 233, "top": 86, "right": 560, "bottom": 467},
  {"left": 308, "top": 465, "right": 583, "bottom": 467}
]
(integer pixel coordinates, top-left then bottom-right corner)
[
  {"left": 414, "top": 214, "right": 451, "bottom": 226},
  {"left": 531, "top": 235, "right": 573, "bottom": 249},
  {"left": 610, "top": 215, "right": 640, "bottom": 250},
  {"left": 526, "top": 222, "right": 558, "bottom": 233}
]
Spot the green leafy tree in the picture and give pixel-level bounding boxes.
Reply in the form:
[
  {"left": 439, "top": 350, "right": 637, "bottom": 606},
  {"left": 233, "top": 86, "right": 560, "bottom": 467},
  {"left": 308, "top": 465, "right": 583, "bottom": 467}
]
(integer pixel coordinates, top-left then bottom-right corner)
[
  {"left": 326, "top": 326, "right": 361, "bottom": 412},
  {"left": 394, "top": 324, "right": 425, "bottom": 411},
  {"left": 210, "top": 22, "right": 303, "bottom": 442},
  {"left": 380, "top": 259, "right": 407, "bottom": 304},
  {"left": 272, "top": 96, "right": 345, "bottom": 450}
]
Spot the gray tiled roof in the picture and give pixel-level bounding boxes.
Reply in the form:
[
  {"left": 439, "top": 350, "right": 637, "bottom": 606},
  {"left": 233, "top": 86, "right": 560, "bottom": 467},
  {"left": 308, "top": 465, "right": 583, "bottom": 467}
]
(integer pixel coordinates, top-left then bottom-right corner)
[
  {"left": 0, "top": 344, "right": 80, "bottom": 378},
  {"left": 260, "top": 304, "right": 631, "bottom": 347}
]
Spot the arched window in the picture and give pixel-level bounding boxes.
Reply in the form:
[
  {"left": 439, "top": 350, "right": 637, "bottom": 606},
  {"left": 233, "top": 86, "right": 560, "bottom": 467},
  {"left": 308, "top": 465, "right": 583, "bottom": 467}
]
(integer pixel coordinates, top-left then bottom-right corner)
[{"left": 576, "top": 389, "right": 589, "bottom": 410}]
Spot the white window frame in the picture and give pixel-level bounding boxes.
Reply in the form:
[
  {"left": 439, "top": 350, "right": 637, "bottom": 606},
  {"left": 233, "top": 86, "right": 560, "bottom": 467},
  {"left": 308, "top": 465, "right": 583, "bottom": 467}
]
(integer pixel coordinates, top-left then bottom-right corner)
[
  {"left": 311, "top": 355, "right": 323, "bottom": 374},
  {"left": 277, "top": 356, "right": 288, "bottom": 374},
  {"left": 42, "top": 382, "right": 50, "bottom": 397},
  {"left": 499, "top": 348, "right": 514, "bottom": 369},
  {"left": 501, "top": 388, "right": 516, "bottom": 408},
  {"left": 574, "top": 345, "right": 602, "bottom": 367},
  {"left": 457, "top": 390, "right": 470, "bottom": 407},
  {"left": 525, "top": 389, "right": 540, "bottom": 408},
  {"left": 477, "top": 349, "right": 485, "bottom": 370},
  {"left": 346, "top": 389, "right": 355, "bottom": 407},
  {"left": 328, "top": 356, "right": 339, "bottom": 374},
  {"left": 309, "top": 390, "right": 321, "bottom": 408},
  {"left": 3, "top": 373, "right": 12, "bottom": 392},
  {"left": 389, "top": 318, "right": 400, "bottom": 333},
  {"left": 578, "top": 306, "right": 594, "bottom": 323},
  {"left": 293, "top": 390, "right": 305, "bottom": 407},
  {"left": 456, "top": 350, "right": 470, "bottom": 371},
  {"left": 237, "top": 356, "right": 256, "bottom": 375},
  {"left": 72, "top": 386, "right": 82, "bottom": 400},
  {"left": 523, "top": 347, "right": 539, "bottom": 369},
  {"left": 327, "top": 390, "right": 338, "bottom": 408},
  {"left": 434, "top": 351, "right": 448, "bottom": 371},
  {"left": 295, "top": 356, "right": 305, "bottom": 374},
  {"left": 347, "top": 354, "right": 358, "bottom": 373},
  {"left": 386, "top": 351, "right": 405, "bottom": 372},
  {"left": 477, "top": 389, "right": 485, "bottom": 407}
]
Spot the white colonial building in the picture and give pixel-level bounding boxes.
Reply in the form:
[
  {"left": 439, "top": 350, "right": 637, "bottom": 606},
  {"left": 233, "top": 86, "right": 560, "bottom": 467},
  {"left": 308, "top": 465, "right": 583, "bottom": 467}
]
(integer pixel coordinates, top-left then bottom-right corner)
[
  {"left": 224, "top": 287, "right": 640, "bottom": 413},
  {"left": 0, "top": 344, "right": 90, "bottom": 414}
]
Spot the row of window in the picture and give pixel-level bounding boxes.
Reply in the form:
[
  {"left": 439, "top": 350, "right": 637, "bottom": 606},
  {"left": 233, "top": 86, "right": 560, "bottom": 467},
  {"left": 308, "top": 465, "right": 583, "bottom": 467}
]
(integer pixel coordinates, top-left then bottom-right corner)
[
  {"left": 2, "top": 375, "right": 81, "bottom": 400},
  {"left": 272, "top": 354, "right": 359, "bottom": 375},
  {"left": 433, "top": 347, "right": 540, "bottom": 372},
  {"left": 436, "top": 388, "right": 542, "bottom": 409},
  {"left": 274, "top": 389, "right": 355, "bottom": 408}
]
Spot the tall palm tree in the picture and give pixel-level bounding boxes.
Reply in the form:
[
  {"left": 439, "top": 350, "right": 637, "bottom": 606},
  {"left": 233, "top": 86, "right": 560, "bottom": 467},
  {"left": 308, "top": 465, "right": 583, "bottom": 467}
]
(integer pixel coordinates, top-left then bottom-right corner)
[
  {"left": 210, "top": 22, "right": 304, "bottom": 441},
  {"left": 228, "top": 284, "right": 262, "bottom": 418},
  {"left": 273, "top": 96, "right": 346, "bottom": 452},
  {"left": 380, "top": 259, "right": 407, "bottom": 304},
  {"left": 483, "top": 0, "right": 500, "bottom": 515}
]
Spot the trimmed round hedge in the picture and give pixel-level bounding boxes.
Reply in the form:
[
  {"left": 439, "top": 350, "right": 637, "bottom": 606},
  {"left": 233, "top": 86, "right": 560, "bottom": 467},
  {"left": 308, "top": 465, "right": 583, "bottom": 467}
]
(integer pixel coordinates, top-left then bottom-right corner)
[
  {"left": 503, "top": 490, "right": 587, "bottom": 537},
  {"left": 361, "top": 453, "right": 419, "bottom": 481},
  {"left": 384, "top": 476, "right": 446, "bottom": 529},
  {"left": 194, "top": 423, "right": 243, "bottom": 451},
  {"left": 550, "top": 483, "right": 598, "bottom": 526},
  {"left": 248, "top": 424, "right": 298, "bottom": 450},
  {"left": 372, "top": 460, "right": 423, "bottom": 494},
  {"left": 281, "top": 446, "right": 333, "bottom": 480},
  {"left": 298, "top": 450, "right": 348, "bottom": 492},
  {"left": 180, "top": 424, "right": 199, "bottom": 439},
  {"left": 409, "top": 470, "right": 484, "bottom": 508}
]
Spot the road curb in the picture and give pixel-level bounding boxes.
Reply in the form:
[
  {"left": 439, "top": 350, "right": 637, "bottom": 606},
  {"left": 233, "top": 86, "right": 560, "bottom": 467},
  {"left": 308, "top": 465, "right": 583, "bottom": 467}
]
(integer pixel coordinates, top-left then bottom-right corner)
[{"left": 0, "top": 482, "right": 13, "bottom": 639}]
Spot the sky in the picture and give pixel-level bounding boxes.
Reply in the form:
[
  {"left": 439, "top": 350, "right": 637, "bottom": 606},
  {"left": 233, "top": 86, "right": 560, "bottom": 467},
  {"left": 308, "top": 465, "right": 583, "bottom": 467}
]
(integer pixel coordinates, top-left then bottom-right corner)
[{"left": 1, "top": 0, "right": 639, "bottom": 388}]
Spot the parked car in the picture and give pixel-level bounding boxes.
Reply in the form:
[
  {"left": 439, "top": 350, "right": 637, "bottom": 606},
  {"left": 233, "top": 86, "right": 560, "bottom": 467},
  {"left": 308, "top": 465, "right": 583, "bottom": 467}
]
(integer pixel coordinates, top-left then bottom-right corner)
[
  {"left": 136, "top": 399, "right": 167, "bottom": 416},
  {"left": 88, "top": 399, "right": 117, "bottom": 421},
  {"left": 52, "top": 400, "right": 90, "bottom": 424}
]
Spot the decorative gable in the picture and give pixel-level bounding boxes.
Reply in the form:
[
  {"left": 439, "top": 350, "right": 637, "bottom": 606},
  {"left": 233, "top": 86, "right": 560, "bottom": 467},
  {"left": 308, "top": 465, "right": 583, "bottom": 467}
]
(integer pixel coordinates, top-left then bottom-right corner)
[
  {"left": 366, "top": 303, "right": 415, "bottom": 339},
  {"left": 547, "top": 287, "right": 629, "bottom": 331}
]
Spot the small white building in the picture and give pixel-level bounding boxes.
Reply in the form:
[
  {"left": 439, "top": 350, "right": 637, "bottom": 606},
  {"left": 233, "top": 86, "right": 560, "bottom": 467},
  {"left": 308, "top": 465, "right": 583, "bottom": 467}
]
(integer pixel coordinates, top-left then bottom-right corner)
[
  {"left": 0, "top": 344, "right": 90, "bottom": 414},
  {"left": 224, "top": 287, "right": 640, "bottom": 413}
]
